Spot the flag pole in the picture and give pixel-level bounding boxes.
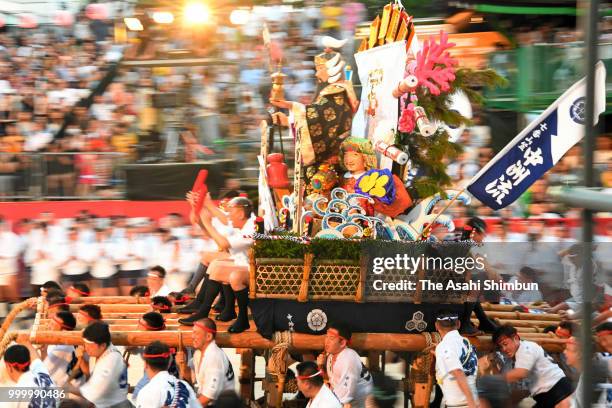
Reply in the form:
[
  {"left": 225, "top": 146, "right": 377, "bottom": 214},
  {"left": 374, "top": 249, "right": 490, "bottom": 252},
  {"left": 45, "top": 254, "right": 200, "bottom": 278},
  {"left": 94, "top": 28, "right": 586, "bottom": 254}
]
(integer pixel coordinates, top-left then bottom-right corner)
[
  {"left": 579, "top": 0, "right": 598, "bottom": 406},
  {"left": 417, "top": 187, "right": 466, "bottom": 240}
]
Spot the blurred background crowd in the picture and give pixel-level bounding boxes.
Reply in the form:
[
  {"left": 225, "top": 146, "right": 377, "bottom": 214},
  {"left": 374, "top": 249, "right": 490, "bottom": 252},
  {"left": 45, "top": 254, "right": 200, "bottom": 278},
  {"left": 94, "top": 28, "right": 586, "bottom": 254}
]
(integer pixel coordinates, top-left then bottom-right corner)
[{"left": 0, "top": 0, "right": 610, "bottom": 294}]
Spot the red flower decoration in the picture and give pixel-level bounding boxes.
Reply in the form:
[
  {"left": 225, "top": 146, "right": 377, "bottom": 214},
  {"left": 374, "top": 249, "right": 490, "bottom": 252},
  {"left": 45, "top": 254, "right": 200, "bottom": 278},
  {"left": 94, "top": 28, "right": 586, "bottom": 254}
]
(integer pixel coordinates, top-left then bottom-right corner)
[{"left": 398, "top": 104, "right": 416, "bottom": 133}]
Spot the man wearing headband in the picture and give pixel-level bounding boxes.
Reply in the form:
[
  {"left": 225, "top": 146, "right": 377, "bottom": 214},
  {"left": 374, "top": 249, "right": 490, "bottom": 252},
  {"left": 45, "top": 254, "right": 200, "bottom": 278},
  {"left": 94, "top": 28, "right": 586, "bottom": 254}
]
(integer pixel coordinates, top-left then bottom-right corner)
[
  {"left": 132, "top": 312, "right": 182, "bottom": 402},
  {"left": 150, "top": 295, "right": 173, "bottom": 314},
  {"left": 64, "top": 322, "right": 130, "bottom": 408},
  {"left": 296, "top": 361, "right": 341, "bottom": 408},
  {"left": 147, "top": 265, "right": 171, "bottom": 298},
  {"left": 317, "top": 322, "right": 372, "bottom": 408},
  {"left": 66, "top": 283, "right": 91, "bottom": 299},
  {"left": 77, "top": 304, "right": 102, "bottom": 327},
  {"left": 493, "top": 324, "right": 571, "bottom": 408},
  {"left": 4, "top": 340, "right": 57, "bottom": 407},
  {"left": 179, "top": 318, "right": 234, "bottom": 406},
  {"left": 434, "top": 311, "right": 478, "bottom": 408},
  {"left": 595, "top": 322, "right": 612, "bottom": 354},
  {"left": 42, "top": 310, "right": 78, "bottom": 387},
  {"left": 136, "top": 341, "right": 200, "bottom": 408},
  {"left": 179, "top": 197, "right": 256, "bottom": 333}
]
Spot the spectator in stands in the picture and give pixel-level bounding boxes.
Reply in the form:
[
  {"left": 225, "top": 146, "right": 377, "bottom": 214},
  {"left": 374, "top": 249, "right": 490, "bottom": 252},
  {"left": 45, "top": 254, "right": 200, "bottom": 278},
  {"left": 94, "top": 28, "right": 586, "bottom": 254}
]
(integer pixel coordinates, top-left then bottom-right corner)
[
  {"left": 57, "top": 227, "right": 91, "bottom": 286},
  {"left": 115, "top": 226, "right": 148, "bottom": 295},
  {"left": 317, "top": 322, "right": 373, "bottom": 408},
  {"left": 90, "top": 228, "right": 118, "bottom": 296},
  {"left": 296, "top": 361, "right": 341, "bottom": 407},
  {"left": 0, "top": 216, "right": 20, "bottom": 306},
  {"left": 493, "top": 324, "right": 572, "bottom": 407}
]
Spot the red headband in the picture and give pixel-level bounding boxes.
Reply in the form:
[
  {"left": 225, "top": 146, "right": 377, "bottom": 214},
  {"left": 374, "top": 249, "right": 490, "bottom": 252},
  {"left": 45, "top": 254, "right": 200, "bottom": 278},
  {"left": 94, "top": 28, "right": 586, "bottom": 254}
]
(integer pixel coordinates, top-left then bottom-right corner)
[
  {"left": 143, "top": 348, "right": 176, "bottom": 359},
  {"left": 6, "top": 361, "right": 30, "bottom": 370},
  {"left": 555, "top": 327, "right": 571, "bottom": 338},
  {"left": 53, "top": 315, "right": 74, "bottom": 331},
  {"left": 297, "top": 370, "right": 323, "bottom": 380},
  {"left": 596, "top": 330, "right": 612, "bottom": 337},
  {"left": 49, "top": 303, "right": 69, "bottom": 310},
  {"left": 78, "top": 310, "right": 98, "bottom": 322},
  {"left": 173, "top": 295, "right": 190, "bottom": 304},
  {"left": 152, "top": 303, "right": 171, "bottom": 311},
  {"left": 139, "top": 318, "right": 165, "bottom": 331},
  {"left": 70, "top": 286, "right": 90, "bottom": 296},
  {"left": 194, "top": 321, "right": 216, "bottom": 334}
]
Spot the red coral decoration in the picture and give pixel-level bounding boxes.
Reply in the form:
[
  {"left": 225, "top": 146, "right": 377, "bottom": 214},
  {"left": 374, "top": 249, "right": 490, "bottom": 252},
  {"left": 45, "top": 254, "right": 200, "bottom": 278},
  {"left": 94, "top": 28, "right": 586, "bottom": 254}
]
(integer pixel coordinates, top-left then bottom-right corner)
[
  {"left": 412, "top": 31, "right": 458, "bottom": 96},
  {"left": 398, "top": 103, "right": 416, "bottom": 133}
]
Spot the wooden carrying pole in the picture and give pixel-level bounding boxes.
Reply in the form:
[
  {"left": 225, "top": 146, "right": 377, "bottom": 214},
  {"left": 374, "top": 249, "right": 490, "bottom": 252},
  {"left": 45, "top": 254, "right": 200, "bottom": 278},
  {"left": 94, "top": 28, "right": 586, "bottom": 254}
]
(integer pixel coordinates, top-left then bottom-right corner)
[
  {"left": 17, "top": 330, "right": 568, "bottom": 353},
  {"left": 70, "top": 296, "right": 150, "bottom": 304}
]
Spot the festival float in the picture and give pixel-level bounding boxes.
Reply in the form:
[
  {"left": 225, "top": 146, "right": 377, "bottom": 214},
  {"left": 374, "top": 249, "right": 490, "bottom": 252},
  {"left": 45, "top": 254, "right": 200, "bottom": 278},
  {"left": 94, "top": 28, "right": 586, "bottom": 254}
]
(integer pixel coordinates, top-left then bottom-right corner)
[{"left": 1, "top": 3, "right": 599, "bottom": 407}]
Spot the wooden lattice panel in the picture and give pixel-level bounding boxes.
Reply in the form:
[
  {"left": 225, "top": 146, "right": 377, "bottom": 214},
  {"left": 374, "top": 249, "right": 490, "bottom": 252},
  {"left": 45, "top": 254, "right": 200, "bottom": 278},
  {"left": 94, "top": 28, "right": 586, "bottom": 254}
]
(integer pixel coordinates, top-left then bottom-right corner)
[
  {"left": 309, "top": 263, "right": 360, "bottom": 298},
  {"left": 255, "top": 259, "right": 303, "bottom": 297}
]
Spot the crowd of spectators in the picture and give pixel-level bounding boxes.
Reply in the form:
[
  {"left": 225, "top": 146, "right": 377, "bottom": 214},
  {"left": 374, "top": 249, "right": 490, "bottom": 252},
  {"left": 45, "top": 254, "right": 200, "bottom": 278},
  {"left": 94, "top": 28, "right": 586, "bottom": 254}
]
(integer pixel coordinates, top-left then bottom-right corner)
[{"left": 0, "top": 1, "right": 366, "bottom": 199}]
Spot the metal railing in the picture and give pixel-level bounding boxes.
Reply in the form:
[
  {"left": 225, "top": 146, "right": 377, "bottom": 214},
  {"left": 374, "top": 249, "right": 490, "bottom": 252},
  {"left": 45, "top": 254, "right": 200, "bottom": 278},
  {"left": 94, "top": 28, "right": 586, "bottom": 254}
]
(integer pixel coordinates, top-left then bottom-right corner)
[
  {"left": 0, "top": 152, "right": 128, "bottom": 201},
  {"left": 485, "top": 41, "right": 612, "bottom": 112}
]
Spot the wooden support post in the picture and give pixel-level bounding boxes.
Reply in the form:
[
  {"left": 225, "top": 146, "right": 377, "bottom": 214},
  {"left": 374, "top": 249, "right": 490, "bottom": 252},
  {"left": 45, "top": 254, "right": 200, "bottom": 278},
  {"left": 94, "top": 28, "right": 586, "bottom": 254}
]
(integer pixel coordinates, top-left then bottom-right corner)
[
  {"left": 238, "top": 348, "right": 255, "bottom": 401},
  {"left": 249, "top": 249, "right": 257, "bottom": 300},
  {"left": 298, "top": 253, "right": 314, "bottom": 302},
  {"left": 368, "top": 351, "right": 381, "bottom": 372}
]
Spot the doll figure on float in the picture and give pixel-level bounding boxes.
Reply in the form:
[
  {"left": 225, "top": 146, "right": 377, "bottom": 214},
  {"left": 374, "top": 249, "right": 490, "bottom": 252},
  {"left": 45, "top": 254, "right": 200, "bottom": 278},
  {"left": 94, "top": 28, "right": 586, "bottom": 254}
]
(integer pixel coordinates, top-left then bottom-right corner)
[
  {"left": 339, "top": 137, "right": 413, "bottom": 218},
  {"left": 270, "top": 36, "right": 358, "bottom": 180}
]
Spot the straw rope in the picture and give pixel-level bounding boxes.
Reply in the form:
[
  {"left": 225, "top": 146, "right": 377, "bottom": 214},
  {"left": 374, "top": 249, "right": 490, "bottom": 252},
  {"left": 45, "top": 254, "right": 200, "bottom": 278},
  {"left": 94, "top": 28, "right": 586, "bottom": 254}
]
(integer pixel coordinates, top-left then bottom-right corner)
[
  {"left": 0, "top": 332, "right": 18, "bottom": 357},
  {"left": 0, "top": 297, "right": 37, "bottom": 339},
  {"left": 29, "top": 297, "right": 45, "bottom": 343},
  {"left": 268, "top": 331, "right": 292, "bottom": 408}
]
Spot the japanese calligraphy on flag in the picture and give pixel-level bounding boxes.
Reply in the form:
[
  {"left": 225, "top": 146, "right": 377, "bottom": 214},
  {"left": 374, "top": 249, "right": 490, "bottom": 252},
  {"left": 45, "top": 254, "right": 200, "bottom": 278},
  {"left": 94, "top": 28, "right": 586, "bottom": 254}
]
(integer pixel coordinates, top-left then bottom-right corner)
[{"left": 467, "top": 61, "right": 606, "bottom": 210}]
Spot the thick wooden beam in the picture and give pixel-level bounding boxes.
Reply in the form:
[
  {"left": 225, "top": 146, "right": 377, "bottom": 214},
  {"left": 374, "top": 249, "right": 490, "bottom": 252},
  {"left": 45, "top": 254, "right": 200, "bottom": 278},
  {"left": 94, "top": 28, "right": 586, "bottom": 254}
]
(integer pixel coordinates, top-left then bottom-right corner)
[
  {"left": 71, "top": 297, "right": 150, "bottom": 305},
  {"left": 17, "top": 331, "right": 567, "bottom": 353},
  {"left": 485, "top": 311, "right": 560, "bottom": 321},
  {"left": 69, "top": 304, "right": 153, "bottom": 313}
]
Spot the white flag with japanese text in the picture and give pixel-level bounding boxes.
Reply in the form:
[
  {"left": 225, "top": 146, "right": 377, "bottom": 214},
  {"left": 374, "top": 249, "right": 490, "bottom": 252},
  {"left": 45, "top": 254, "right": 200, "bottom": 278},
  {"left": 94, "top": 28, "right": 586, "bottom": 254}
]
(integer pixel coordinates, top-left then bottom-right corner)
[{"left": 467, "top": 61, "right": 606, "bottom": 210}]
